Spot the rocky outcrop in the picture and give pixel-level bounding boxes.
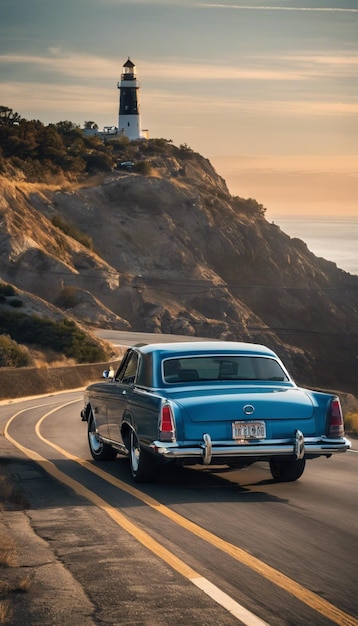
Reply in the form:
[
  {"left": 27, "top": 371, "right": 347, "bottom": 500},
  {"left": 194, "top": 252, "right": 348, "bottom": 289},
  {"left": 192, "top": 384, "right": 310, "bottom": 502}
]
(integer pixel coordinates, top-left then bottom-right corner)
[{"left": 0, "top": 148, "right": 357, "bottom": 394}]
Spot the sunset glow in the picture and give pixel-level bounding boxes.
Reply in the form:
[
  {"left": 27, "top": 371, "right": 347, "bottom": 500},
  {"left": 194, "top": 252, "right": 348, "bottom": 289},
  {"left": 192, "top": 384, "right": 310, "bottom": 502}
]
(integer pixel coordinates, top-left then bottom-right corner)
[{"left": 0, "top": 1, "right": 357, "bottom": 217}]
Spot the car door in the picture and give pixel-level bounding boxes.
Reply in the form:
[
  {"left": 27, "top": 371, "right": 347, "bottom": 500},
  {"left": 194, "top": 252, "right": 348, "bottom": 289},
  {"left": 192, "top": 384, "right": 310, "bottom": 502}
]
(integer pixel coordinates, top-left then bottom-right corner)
[{"left": 107, "top": 350, "right": 139, "bottom": 442}]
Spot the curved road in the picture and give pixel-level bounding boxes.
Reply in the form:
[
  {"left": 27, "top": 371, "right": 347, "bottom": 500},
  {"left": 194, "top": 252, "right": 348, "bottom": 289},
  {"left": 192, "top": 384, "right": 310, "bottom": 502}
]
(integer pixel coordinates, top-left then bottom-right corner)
[{"left": 1, "top": 332, "right": 357, "bottom": 626}]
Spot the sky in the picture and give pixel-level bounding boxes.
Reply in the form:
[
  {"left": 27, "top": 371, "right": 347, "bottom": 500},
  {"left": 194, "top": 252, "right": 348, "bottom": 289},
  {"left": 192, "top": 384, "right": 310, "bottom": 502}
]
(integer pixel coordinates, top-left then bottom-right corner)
[{"left": 0, "top": 0, "right": 357, "bottom": 219}]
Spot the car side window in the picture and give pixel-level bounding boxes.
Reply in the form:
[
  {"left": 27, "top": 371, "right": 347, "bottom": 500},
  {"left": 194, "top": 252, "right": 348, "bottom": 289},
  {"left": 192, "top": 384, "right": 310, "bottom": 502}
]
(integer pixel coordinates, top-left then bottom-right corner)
[{"left": 118, "top": 352, "right": 138, "bottom": 384}]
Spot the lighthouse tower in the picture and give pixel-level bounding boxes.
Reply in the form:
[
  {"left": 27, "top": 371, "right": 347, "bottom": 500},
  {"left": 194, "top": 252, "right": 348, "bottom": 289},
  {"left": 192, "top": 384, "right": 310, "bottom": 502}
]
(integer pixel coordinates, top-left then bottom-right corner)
[{"left": 117, "top": 57, "right": 142, "bottom": 140}]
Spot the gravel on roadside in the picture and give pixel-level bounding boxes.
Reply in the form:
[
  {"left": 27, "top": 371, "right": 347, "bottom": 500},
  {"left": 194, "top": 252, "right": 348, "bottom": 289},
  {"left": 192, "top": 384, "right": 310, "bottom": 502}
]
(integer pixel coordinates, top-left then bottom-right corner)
[{"left": 0, "top": 437, "right": 96, "bottom": 626}]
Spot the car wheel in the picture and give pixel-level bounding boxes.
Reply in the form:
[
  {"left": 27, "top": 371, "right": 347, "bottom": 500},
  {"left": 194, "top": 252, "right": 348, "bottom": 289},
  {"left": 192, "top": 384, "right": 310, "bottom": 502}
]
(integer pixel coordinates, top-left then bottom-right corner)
[
  {"left": 269, "top": 457, "right": 306, "bottom": 482},
  {"left": 88, "top": 412, "right": 117, "bottom": 461},
  {"left": 129, "top": 430, "right": 157, "bottom": 483}
]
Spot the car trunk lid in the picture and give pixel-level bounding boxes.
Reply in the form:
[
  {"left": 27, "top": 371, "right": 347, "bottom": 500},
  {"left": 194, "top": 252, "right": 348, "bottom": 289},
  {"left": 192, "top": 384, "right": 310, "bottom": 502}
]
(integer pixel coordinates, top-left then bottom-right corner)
[{"left": 170, "top": 386, "right": 315, "bottom": 440}]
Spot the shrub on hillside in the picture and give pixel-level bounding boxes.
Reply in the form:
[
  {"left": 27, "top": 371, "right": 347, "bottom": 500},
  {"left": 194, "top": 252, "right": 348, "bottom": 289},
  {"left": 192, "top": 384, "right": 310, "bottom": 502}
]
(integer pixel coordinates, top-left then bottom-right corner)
[
  {"left": 8, "top": 298, "right": 23, "bottom": 308},
  {"left": 0, "top": 109, "right": 200, "bottom": 184},
  {"left": 0, "top": 311, "right": 108, "bottom": 363},
  {"left": 0, "top": 282, "right": 16, "bottom": 297},
  {"left": 51, "top": 215, "right": 93, "bottom": 249},
  {"left": 0, "top": 334, "right": 31, "bottom": 367},
  {"left": 85, "top": 152, "right": 113, "bottom": 173},
  {"left": 345, "top": 412, "right": 358, "bottom": 435},
  {"left": 54, "top": 286, "right": 80, "bottom": 309},
  {"left": 134, "top": 160, "right": 152, "bottom": 174},
  {"left": 232, "top": 196, "right": 266, "bottom": 218}
]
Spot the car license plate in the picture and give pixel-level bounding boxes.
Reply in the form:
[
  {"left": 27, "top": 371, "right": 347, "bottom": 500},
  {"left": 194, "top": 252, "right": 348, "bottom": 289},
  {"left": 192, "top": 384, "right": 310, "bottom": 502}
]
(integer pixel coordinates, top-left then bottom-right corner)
[{"left": 232, "top": 420, "right": 266, "bottom": 439}]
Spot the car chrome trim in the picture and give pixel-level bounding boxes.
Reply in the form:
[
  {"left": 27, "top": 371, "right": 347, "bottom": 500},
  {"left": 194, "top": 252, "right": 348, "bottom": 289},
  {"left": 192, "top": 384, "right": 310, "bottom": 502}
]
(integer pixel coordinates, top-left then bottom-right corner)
[
  {"left": 294, "top": 429, "right": 305, "bottom": 459},
  {"left": 149, "top": 435, "right": 351, "bottom": 462},
  {"left": 243, "top": 404, "right": 255, "bottom": 415},
  {"left": 100, "top": 437, "right": 129, "bottom": 455},
  {"left": 202, "top": 433, "right": 212, "bottom": 465}
]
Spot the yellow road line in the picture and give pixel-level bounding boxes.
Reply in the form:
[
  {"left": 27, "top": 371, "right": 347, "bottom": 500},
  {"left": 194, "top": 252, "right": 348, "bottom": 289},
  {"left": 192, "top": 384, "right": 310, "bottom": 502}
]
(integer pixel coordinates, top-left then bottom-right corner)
[
  {"left": 5, "top": 402, "right": 358, "bottom": 626},
  {"left": 4, "top": 407, "right": 268, "bottom": 626}
]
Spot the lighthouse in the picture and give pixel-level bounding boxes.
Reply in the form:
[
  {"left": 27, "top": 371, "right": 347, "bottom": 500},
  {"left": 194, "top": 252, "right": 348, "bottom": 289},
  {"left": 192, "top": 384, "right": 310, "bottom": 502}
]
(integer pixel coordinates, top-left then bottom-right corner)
[{"left": 117, "top": 57, "right": 143, "bottom": 140}]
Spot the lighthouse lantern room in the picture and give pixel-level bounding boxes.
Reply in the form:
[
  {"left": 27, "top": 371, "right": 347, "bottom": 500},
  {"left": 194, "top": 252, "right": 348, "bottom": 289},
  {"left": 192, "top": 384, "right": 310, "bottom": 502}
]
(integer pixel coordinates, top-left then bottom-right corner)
[{"left": 117, "top": 57, "right": 143, "bottom": 140}]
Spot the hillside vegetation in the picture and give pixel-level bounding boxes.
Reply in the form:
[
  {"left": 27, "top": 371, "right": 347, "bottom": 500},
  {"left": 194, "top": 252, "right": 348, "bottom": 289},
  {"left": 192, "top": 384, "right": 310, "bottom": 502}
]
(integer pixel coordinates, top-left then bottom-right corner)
[
  {"left": 0, "top": 105, "right": 195, "bottom": 181},
  {"left": 0, "top": 106, "right": 357, "bottom": 397},
  {"left": 0, "top": 281, "right": 112, "bottom": 366}
]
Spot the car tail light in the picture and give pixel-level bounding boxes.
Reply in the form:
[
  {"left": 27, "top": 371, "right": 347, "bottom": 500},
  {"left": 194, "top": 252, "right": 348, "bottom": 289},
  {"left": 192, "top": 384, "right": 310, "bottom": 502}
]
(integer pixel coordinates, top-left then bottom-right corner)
[
  {"left": 327, "top": 397, "right": 345, "bottom": 438},
  {"left": 159, "top": 404, "right": 176, "bottom": 442}
]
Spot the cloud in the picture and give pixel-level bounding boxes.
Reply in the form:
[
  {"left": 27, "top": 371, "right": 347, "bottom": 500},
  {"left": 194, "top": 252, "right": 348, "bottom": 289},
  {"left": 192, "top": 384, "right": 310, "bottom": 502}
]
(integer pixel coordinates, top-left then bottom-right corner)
[
  {"left": 1, "top": 46, "right": 356, "bottom": 127},
  {"left": 0, "top": 48, "right": 358, "bottom": 85},
  {"left": 1, "top": 81, "right": 116, "bottom": 121},
  {"left": 292, "top": 55, "right": 358, "bottom": 67},
  {"left": 89, "top": 0, "right": 358, "bottom": 8},
  {"left": 142, "top": 62, "right": 307, "bottom": 81},
  {"left": 281, "top": 100, "right": 358, "bottom": 115},
  {"left": 2, "top": 79, "right": 357, "bottom": 127},
  {"left": 271, "top": 54, "right": 358, "bottom": 76},
  {"left": 0, "top": 51, "right": 119, "bottom": 81},
  {"left": 2, "top": 50, "right": 356, "bottom": 86},
  {"left": 145, "top": 90, "right": 358, "bottom": 116},
  {"left": 197, "top": 4, "right": 358, "bottom": 12}
]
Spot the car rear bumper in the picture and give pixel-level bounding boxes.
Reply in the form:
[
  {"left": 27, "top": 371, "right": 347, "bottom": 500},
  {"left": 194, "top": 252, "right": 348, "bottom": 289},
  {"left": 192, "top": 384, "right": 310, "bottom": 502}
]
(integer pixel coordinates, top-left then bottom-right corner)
[{"left": 150, "top": 431, "right": 351, "bottom": 465}]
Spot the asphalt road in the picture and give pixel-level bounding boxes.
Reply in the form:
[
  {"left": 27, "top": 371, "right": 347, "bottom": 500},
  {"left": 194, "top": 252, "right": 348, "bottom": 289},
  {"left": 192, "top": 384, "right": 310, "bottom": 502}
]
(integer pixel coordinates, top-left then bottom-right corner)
[
  {"left": 1, "top": 330, "right": 357, "bottom": 626},
  {"left": 94, "top": 328, "right": 220, "bottom": 347},
  {"left": 1, "top": 388, "right": 357, "bottom": 626}
]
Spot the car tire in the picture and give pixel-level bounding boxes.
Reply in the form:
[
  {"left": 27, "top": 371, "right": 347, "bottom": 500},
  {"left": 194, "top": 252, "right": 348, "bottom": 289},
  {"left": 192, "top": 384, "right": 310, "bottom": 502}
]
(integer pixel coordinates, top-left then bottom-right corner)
[
  {"left": 129, "top": 430, "right": 157, "bottom": 483},
  {"left": 88, "top": 412, "right": 117, "bottom": 461},
  {"left": 269, "top": 457, "right": 306, "bottom": 482}
]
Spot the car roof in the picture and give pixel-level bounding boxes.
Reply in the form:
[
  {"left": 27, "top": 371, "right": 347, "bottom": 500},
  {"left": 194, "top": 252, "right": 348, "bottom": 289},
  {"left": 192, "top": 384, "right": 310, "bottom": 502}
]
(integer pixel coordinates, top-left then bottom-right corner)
[{"left": 135, "top": 341, "right": 277, "bottom": 358}]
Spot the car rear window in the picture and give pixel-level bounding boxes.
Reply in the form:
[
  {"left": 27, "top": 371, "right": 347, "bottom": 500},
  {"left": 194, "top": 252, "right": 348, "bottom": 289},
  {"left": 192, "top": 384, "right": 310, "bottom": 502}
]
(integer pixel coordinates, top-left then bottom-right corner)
[{"left": 163, "top": 356, "right": 289, "bottom": 383}]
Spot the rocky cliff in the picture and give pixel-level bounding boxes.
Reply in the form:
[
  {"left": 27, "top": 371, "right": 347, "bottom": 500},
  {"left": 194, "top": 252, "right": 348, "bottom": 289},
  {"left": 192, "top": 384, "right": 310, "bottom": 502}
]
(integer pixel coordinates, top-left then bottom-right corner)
[{"left": 0, "top": 145, "right": 357, "bottom": 394}]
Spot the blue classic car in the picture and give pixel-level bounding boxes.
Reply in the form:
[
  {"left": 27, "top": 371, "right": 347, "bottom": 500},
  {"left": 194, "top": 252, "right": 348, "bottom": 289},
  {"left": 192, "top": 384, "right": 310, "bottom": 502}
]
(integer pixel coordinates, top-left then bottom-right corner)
[{"left": 81, "top": 341, "right": 351, "bottom": 483}]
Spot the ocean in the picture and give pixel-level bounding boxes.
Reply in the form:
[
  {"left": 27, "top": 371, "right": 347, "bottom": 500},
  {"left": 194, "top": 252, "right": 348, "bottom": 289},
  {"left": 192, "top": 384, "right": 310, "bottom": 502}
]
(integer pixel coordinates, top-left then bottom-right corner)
[{"left": 270, "top": 216, "right": 358, "bottom": 276}]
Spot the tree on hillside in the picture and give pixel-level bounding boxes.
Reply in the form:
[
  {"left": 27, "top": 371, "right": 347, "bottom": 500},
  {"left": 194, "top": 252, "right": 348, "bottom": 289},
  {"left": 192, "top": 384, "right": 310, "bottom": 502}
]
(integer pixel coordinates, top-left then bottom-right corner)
[
  {"left": 0, "top": 108, "right": 187, "bottom": 180},
  {"left": 38, "top": 125, "right": 67, "bottom": 163},
  {"left": 55, "top": 120, "right": 80, "bottom": 134},
  {"left": 84, "top": 121, "right": 99, "bottom": 129},
  {"left": 0, "top": 106, "right": 21, "bottom": 126}
]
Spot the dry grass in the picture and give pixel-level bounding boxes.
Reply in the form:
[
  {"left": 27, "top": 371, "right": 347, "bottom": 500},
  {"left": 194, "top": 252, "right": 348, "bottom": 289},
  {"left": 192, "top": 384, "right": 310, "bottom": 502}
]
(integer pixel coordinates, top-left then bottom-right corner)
[
  {"left": 0, "top": 601, "right": 11, "bottom": 625},
  {"left": 0, "top": 475, "right": 28, "bottom": 512},
  {"left": 0, "top": 478, "right": 13, "bottom": 511},
  {"left": 28, "top": 347, "right": 77, "bottom": 368},
  {"left": 15, "top": 574, "right": 32, "bottom": 593},
  {"left": 0, "top": 530, "right": 16, "bottom": 626},
  {"left": 0, "top": 569, "right": 32, "bottom": 626},
  {"left": 0, "top": 533, "right": 16, "bottom": 568},
  {"left": 0, "top": 472, "right": 32, "bottom": 625},
  {"left": 345, "top": 412, "right": 358, "bottom": 436}
]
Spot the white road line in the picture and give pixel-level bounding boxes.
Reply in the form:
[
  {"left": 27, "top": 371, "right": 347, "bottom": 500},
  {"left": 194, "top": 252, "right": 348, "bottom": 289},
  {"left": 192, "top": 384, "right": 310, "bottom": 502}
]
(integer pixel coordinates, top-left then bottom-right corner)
[{"left": 193, "top": 577, "right": 269, "bottom": 625}]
